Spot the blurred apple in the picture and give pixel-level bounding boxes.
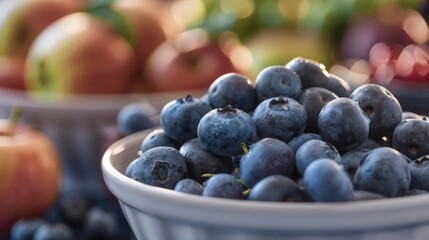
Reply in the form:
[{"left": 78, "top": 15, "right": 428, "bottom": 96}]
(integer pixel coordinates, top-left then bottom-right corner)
[
  {"left": 144, "top": 29, "right": 240, "bottom": 92},
  {"left": 0, "top": 0, "right": 85, "bottom": 59},
  {"left": 113, "top": 0, "right": 167, "bottom": 72},
  {"left": 0, "top": 56, "right": 25, "bottom": 90},
  {"left": 0, "top": 118, "right": 62, "bottom": 235},
  {"left": 25, "top": 12, "right": 136, "bottom": 97}
]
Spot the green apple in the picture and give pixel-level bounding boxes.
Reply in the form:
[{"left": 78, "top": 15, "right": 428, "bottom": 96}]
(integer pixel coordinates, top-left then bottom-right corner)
[
  {"left": 25, "top": 12, "right": 136, "bottom": 97},
  {"left": 0, "top": 0, "right": 85, "bottom": 59}
]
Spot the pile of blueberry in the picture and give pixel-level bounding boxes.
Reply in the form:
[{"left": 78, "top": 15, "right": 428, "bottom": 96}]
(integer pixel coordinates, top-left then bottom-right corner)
[
  {"left": 126, "top": 57, "right": 429, "bottom": 203},
  {"left": 9, "top": 193, "right": 133, "bottom": 240}
]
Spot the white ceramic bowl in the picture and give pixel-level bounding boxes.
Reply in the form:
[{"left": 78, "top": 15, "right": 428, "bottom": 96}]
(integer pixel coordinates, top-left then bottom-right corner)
[
  {"left": 102, "top": 129, "right": 429, "bottom": 240},
  {"left": 0, "top": 87, "right": 206, "bottom": 201}
]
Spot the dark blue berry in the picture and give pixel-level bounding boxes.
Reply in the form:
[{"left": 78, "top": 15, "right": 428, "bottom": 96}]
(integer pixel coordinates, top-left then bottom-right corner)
[
  {"left": 287, "top": 133, "right": 321, "bottom": 153},
  {"left": 174, "top": 178, "right": 204, "bottom": 195},
  {"left": 392, "top": 118, "right": 429, "bottom": 160},
  {"left": 285, "top": 57, "right": 330, "bottom": 89},
  {"left": 11, "top": 218, "right": 46, "bottom": 240},
  {"left": 33, "top": 223, "right": 73, "bottom": 240},
  {"left": 202, "top": 173, "right": 243, "bottom": 199},
  {"left": 83, "top": 207, "right": 119, "bottom": 240},
  {"left": 408, "top": 155, "right": 429, "bottom": 191},
  {"left": 247, "top": 175, "right": 304, "bottom": 202},
  {"left": 140, "top": 127, "right": 180, "bottom": 153},
  {"left": 117, "top": 102, "right": 156, "bottom": 137}
]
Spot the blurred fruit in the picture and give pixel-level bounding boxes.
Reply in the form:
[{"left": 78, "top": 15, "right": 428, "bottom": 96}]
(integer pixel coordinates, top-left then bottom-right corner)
[
  {"left": 0, "top": 56, "right": 25, "bottom": 90},
  {"left": 112, "top": 0, "right": 167, "bottom": 78},
  {"left": 0, "top": 117, "right": 62, "bottom": 235},
  {"left": 144, "top": 29, "right": 240, "bottom": 92},
  {"left": 0, "top": 0, "right": 85, "bottom": 59},
  {"left": 25, "top": 12, "right": 136, "bottom": 97}
]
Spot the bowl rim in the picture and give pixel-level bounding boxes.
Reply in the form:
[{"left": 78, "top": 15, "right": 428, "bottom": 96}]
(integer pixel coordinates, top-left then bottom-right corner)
[{"left": 102, "top": 129, "right": 429, "bottom": 233}]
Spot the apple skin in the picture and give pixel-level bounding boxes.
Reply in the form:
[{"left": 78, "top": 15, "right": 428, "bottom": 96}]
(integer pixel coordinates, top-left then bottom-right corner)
[
  {"left": 112, "top": 0, "right": 167, "bottom": 77},
  {"left": 0, "top": 56, "right": 25, "bottom": 90},
  {"left": 144, "top": 30, "right": 240, "bottom": 92},
  {"left": 25, "top": 12, "right": 136, "bottom": 96},
  {"left": 0, "top": 0, "right": 85, "bottom": 59},
  {"left": 0, "top": 120, "right": 62, "bottom": 235}
]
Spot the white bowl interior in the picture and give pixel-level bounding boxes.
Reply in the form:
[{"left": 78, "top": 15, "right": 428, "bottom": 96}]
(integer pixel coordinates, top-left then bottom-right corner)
[{"left": 102, "top": 129, "right": 429, "bottom": 240}]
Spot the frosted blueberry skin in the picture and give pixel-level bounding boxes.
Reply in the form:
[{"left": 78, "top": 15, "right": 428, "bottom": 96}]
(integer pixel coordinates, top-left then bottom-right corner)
[
  {"left": 202, "top": 173, "right": 243, "bottom": 199},
  {"left": 318, "top": 97, "right": 370, "bottom": 152},
  {"left": 298, "top": 87, "right": 338, "bottom": 133},
  {"left": 208, "top": 72, "right": 256, "bottom": 113},
  {"left": 140, "top": 128, "right": 180, "bottom": 153},
  {"left": 254, "top": 65, "right": 302, "bottom": 103},
  {"left": 392, "top": 118, "right": 429, "bottom": 160},
  {"left": 285, "top": 57, "right": 330, "bottom": 89},
  {"left": 239, "top": 138, "right": 295, "bottom": 188},
  {"left": 247, "top": 175, "right": 305, "bottom": 202},
  {"left": 252, "top": 97, "right": 307, "bottom": 143},
  {"left": 295, "top": 139, "right": 341, "bottom": 176},
  {"left": 350, "top": 84, "right": 402, "bottom": 140},
  {"left": 160, "top": 95, "right": 212, "bottom": 143},
  {"left": 303, "top": 158, "right": 354, "bottom": 202},
  {"left": 180, "top": 138, "right": 233, "bottom": 183},
  {"left": 125, "top": 158, "right": 139, "bottom": 178},
  {"left": 132, "top": 146, "right": 188, "bottom": 189},
  {"left": 409, "top": 155, "right": 429, "bottom": 191},
  {"left": 353, "top": 147, "right": 411, "bottom": 198},
  {"left": 326, "top": 74, "right": 351, "bottom": 98},
  {"left": 197, "top": 106, "right": 257, "bottom": 157},
  {"left": 288, "top": 133, "right": 322, "bottom": 154},
  {"left": 174, "top": 178, "right": 204, "bottom": 195},
  {"left": 340, "top": 148, "right": 371, "bottom": 179},
  {"left": 33, "top": 223, "right": 73, "bottom": 240}
]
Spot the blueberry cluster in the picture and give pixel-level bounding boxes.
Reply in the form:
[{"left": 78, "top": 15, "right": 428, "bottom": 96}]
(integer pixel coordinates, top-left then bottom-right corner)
[
  {"left": 10, "top": 193, "right": 132, "bottom": 240},
  {"left": 127, "top": 57, "right": 429, "bottom": 203}
]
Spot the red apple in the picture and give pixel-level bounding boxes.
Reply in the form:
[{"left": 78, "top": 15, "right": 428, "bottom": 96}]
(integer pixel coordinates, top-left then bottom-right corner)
[
  {"left": 0, "top": 118, "right": 62, "bottom": 235},
  {"left": 25, "top": 12, "right": 136, "bottom": 96},
  {"left": 144, "top": 29, "right": 240, "bottom": 92},
  {"left": 0, "top": 56, "right": 25, "bottom": 90},
  {"left": 112, "top": 0, "right": 168, "bottom": 76}
]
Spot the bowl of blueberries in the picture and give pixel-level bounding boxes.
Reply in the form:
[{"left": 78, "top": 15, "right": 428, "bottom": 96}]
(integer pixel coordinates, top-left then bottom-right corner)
[{"left": 102, "top": 57, "right": 429, "bottom": 240}]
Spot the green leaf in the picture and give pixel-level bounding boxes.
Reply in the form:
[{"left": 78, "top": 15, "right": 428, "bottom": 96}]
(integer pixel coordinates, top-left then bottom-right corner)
[
  {"left": 85, "top": 0, "right": 116, "bottom": 11},
  {"left": 85, "top": 4, "right": 135, "bottom": 46}
]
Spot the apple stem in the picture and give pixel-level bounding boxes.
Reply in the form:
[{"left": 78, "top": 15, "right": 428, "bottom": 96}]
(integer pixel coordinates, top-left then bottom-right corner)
[{"left": 7, "top": 107, "right": 22, "bottom": 136}]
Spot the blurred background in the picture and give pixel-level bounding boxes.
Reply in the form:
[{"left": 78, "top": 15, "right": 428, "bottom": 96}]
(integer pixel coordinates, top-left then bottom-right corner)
[{"left": 0, "top": 0, "right": 428, "bottom": 239}]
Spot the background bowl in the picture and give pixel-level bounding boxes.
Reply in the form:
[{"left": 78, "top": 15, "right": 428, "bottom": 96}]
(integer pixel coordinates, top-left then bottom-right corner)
[
  {"left": 0, "top": 87, "right": 206, "bottom": 202},
  {"left": 102, "top": 129, "right": 429, "bottom": 240}
]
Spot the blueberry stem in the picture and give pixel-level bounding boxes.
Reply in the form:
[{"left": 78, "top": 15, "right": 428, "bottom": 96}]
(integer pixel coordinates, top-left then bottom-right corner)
[
  {"left": 242, "top": 189, "right": 251, "bottom": 198},
  {"left": 201, "top": 173, "right": 215, "bottom": 178},
  {"left": 240, "top": 142, "right": 249, "bottom": 154}
]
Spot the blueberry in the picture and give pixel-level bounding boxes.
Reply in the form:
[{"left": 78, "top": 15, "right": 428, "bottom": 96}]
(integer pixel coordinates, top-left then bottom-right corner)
[
  {"left": 298, "top": 87, "right": 338, "bottom": 133},
  {"left": 254, "top": 65, "right": 302, "bottom": 102},
  {"left": 57, "top": 192, "right": 91, "bottom": 228},
  {"left": 318, "top": 97, "right": 370, "bottom": 152},
  {"left": 160, "top": 95, "right": 212, "bottom": 143},
  {"left": 179, "top": 138, "right": 233, "bottom": 183},
  {"left": 33, "top": 223, "right": 73, "bottom": 240},
  {"left": 392, "top": 118, "right": 429, "bottom": 160},
  {"left": 285, "top": 57, "right": 330, "bottom": 89},
  {"left": 353, "top": 147, "right": 411, "bottom": 197},
  {"left": 287, "top": 133, "right": 322, "bottom": 153},
  {"left": 140, "top": 127, "right": 180, "bottom": 153},
  {"left": 197, "top": 105, "right": 257, "bottom": 157},
  {"left": 247, "top": 175, "right": 304, "bottom": 202},
  {"left": 252, "top": 96, "right": 307, "bottom": 142},
  {"left": 325, "top": 73, "right": 351, "bottom": 98},
  {"left": 83, "top": 207, "right": 119, "bottom": 240},
  {"left": 131, "top": 146, "right": 188, "bottom": 189},
  {"left": 295, "top": 139, "right": 341, "bottom": 176},
  {"left": 117, "top": 102, "right": 156, "bottom": 136},
  {"left": 202, "top": 173, "right": 243, "bottom": 199},
  {"left": 352, "top": 190, "right": 386, "bottom": 201},
  {"left": 174, "top": 178, "right": 204, "bottom": 195},
  {"left": 239, "top": 138, "right": 295, "bottom": 188},
  {"left": 408, "top": 155, "right": 429, "bottom": 191},
  {"left": 405, "top": 189, "right": 428, "bottom": 196},
  {"left": 350, "top": 83, "right": 402, "bottom": 140},
  {"left": 303, "top": 158, "right": 354, "bottom": 202},
  {"left": 11, "top": 218, "right": 46, "bottom": 240},
  {"left": 340, "top": 148, "right": 371, "bottom": 178},
  {"left": 208, "top": 72, "right": 256, "bottom": 112},
  {"left": 125, "top": 158, "right": 138, "bottom": 178}
]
